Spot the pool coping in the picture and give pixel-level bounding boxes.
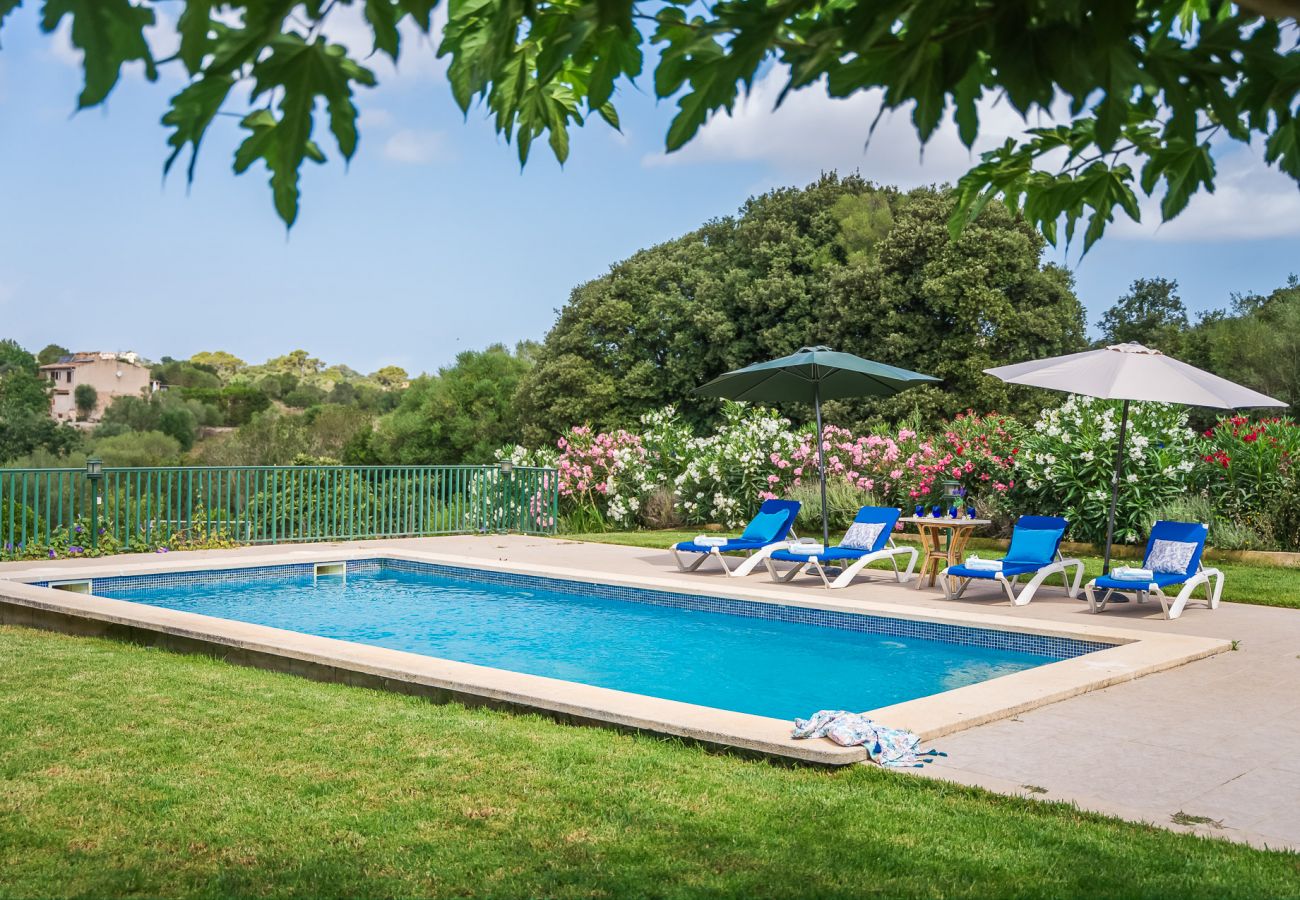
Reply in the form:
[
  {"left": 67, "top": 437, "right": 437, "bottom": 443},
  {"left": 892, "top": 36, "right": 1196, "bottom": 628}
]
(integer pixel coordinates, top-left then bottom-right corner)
[{"left": 0, "top": 545, "right": 1231, "bottom": 766}]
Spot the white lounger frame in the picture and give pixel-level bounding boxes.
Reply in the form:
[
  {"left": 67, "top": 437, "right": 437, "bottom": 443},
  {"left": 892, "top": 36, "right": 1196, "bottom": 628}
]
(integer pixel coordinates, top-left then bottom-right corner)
[
  {"left": 670, "top": 540, "right": 795, "bottom": 577},
  {"left": 762, "top": 541, "right": 918, "bottom": 589},
  {"left": 942, "top": 553, "right": 1085, "bottom": 606},
  {"left": 1084, "top": 565, "right": 1224, "bottom": 620}
]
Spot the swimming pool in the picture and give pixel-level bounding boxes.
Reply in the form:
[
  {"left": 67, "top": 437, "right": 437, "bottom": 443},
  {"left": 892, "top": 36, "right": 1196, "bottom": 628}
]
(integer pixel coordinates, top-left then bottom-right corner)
[{"left": 85, "top": 559, "right": 1109, "bottom": 721}]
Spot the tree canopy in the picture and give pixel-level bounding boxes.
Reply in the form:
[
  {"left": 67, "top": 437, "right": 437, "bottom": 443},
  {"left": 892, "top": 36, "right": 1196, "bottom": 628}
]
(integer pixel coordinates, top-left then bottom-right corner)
[
  {"left": 370, "top": 343, "right": 535, "bottom": 464},
  {"left": 1096, "top": 277, "right": 1190, "bottom": 353},
  {"left": 516, "top": 175, "right": 1086, "bottom": 442},
  {"left": 5, "top": 1, "right": 1297, "bottom": 244}
]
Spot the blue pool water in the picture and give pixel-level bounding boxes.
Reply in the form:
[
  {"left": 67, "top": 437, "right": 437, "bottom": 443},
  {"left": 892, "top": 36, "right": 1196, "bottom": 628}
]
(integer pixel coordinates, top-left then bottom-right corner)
[{"left": 95, "top": 563, "right": 1082, "bottom": 720}]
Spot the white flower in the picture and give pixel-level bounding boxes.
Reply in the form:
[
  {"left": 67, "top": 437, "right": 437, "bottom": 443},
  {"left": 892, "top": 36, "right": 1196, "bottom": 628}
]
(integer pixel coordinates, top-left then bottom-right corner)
[
  {"left": 1126, "top": 473, "right": 1139, "bottom": 483},
  {"left": 1080, "top": 450, "right": 1094, "bottom": 462},
  {"left": 1060, "top": 432, "right": 1072, "bottom": 444}
]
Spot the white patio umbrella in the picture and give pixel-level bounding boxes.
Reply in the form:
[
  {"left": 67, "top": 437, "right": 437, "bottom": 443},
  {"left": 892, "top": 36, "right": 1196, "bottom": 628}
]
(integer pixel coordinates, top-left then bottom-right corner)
[{"left": 985, "top": 342, "right": 1286, "bottom": 572}]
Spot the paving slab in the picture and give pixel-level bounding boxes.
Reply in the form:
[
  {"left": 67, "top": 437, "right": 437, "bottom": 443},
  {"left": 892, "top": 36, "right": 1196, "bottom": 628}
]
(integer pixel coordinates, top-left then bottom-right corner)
[{"left": 3, "top": 534, "right": 1297, "bottom": 851}]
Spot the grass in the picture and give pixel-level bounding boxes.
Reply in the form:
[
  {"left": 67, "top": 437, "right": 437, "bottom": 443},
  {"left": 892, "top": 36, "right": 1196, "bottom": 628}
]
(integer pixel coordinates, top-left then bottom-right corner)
[
  {"left": 564, "top": 530, "right": 1300, "bottom": 609},
  {"left": 2, "top": 625, "right": 1299, "bottom": 899}
]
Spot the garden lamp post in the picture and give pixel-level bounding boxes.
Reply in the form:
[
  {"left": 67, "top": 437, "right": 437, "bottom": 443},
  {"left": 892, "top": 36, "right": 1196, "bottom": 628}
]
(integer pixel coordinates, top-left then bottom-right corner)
[
  {"left": 85, "top": 458, "right": 103, "bottom": 551},
  {"left": 498, "top": 460, "right": 514, "bottom": 533}
]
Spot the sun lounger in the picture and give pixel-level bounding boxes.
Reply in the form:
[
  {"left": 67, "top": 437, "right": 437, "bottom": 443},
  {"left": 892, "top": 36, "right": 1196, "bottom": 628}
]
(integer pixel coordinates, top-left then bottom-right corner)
[
  {"left": 1084, "top": 520, "right": 1222, "bottom": 620},
  {"left": 669, "top": 499, "right": 801, "bottom": 576},
  {"left": 941, "top": 515, "right": 1084, "bottom": 606},
  {"left": 763, "top": 506, "right": 917, "bottom": 589}
]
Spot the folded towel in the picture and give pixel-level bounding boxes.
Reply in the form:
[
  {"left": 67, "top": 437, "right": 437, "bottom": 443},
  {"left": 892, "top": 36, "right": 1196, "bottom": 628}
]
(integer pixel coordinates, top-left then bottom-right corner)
[
  {"left": 786, "top": 544, "right": 825, "bottom": 556},
  {"left": 963, "top": 555, "right": 1003, "bottom": 571},
  {"left": 694, "top": 535, "right": 729, "bottom": 547},
  {"left": 1111, "top": 566, "right": 1154, "bottom": 581}
]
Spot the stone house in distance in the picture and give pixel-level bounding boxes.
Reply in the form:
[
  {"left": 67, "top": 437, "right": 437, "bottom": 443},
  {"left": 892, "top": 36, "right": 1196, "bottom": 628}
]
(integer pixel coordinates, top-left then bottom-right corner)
[{"left": 39, "top": 352, "right": 157, "bottom": 423}]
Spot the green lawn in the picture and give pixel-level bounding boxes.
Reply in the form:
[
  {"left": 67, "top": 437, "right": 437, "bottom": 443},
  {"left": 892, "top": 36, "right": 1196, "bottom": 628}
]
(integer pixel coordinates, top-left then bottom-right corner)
[
  {"left": 1, "top": 626, "right": 1298, "bottom": 899},
  {"left": 565, "top": 530, "right": 1300, "bottom": 609}
]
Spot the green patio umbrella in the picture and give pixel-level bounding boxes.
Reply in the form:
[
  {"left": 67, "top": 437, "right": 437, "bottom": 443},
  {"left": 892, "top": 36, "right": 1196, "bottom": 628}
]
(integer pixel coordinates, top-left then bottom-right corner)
[{"left": 694, "top": 346, "right": 939, "bottom": 546}]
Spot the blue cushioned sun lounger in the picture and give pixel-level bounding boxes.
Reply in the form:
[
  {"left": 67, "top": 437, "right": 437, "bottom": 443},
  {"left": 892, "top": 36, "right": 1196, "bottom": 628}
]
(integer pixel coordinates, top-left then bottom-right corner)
[
  {"left": 1084, "top": 520, "right": 1222, "bottom": 620},
  {"left": 763, "top": 506, "right": 917, "bottom": 589},
  {"left": 941, "top": 515, "right": 1084, "bottom": 606},
  {"left": 669, "top": 499, "right": 801, "bottom": 576}
]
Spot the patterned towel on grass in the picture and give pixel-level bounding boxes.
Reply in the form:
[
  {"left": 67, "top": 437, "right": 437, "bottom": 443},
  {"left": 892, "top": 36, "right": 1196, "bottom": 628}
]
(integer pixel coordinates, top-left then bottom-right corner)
[{"left": 792, "top": 710, "right": 945, "bottom": 768}]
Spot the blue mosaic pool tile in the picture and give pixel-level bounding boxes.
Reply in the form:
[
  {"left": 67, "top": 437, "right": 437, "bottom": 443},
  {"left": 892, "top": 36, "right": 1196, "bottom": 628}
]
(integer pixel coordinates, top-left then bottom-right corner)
[
  {"left": 26, "top": 556, "right": 1114, "bottom": 660},
  {"left": 374, "top": 558, "right": 1112, "bottom": 660}
]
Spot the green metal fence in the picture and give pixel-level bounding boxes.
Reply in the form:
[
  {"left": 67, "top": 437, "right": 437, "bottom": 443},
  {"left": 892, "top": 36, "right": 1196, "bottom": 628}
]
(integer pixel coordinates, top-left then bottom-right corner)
[{"left": 0, "top": 464, "right": 558, "bottom": 555}]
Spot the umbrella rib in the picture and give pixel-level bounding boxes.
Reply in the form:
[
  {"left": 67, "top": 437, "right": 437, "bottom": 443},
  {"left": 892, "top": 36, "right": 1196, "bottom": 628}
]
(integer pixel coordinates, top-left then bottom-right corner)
[{"left": 736, "top": 367, "right": 811, "bottom": 400}]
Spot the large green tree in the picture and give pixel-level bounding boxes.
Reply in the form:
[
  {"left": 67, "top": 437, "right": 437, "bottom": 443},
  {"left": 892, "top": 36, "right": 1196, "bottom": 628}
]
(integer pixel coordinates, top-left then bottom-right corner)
[
  {"left": 1188, "top": 276, "right": 1300, "bottom": 412},
  {"left": 4, "top": 1, "right": 1297, "bottom": 243},
  {"left": 516, "top": 175, "right": 1085, "bottom": 442},
  {"left": 371, "top": 343, "right": 535, "bottom": 464},
  {"left": 0, "top": 340, "right": 80, "bottom": 463},
  {"left": 1096, "top": 277, "right": 1190, "bottom": 354}
]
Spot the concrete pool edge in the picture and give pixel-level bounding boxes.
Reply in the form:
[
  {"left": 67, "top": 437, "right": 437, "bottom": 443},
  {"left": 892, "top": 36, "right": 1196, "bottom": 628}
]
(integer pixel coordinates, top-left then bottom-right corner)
[{"left": 0, "top": 545, "right": 1231, "bottom": 764}]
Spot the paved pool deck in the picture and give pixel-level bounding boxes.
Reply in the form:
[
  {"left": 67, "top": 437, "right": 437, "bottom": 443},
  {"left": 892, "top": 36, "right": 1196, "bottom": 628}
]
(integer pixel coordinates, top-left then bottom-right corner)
[{"left": 3, "top": 535, "right": 1298, "bottom": 853}]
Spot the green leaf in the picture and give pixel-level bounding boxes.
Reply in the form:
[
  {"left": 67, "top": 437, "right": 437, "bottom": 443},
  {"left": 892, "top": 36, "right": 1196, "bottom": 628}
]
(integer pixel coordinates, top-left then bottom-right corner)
[
  {"left": 396, "top": 0, "right": 438, "bottom": 32},
  {"left": 0, "top": 0, "right": 22, "bottom": 47},
  {"left": 1264, "top": 118, "right": 1300, "bottom": 180},
  {"left": 175, "top": 0, "right": 214, "bottom": 75},
  {"left": 951, "top": 64, "right": 984, "bottom": 149},
  {"left": 665, "top": 86, "right": 713, "bottom": 152},
  {"left": 162, "top": 73, "right": 235, "bottom": 182},
  {"left": 364, "top": 0, "right": 400, "bottom": 60},
  {"left": 1157, "top": 143, "right": 1215, "bottom": 221},
  {"left": 41, "top": 0, "right": 158, "bottom": 108},
  {"left": 239, "top": 34, "right": 376, "bottom": 226}
]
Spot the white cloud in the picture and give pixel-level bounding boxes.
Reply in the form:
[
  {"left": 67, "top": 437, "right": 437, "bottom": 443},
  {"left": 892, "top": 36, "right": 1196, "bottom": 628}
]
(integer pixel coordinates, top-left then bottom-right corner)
[
  {"left": 648, "top": 66, "right": 1300, "bottom": 241},
  {"left": 321, "top": 3, "right": 449, "bottom": 85},
  {"left": 643, "top": 67, "right": 1036, "bottom": 189},
  {"left": 1111, "top": 144, "right": 1300, "bottom": 242},
  {"left": 46, "top": 10, "right": 182, "bottom": 84},
  {"left": 46, "top": 20, "right": 82, "bottom": 68},
  {"left": 382, "top": 128, "right": 453, "bottom": 164},
  {"left": 360, "top": 106, "right": 395, "bottom": 129}
]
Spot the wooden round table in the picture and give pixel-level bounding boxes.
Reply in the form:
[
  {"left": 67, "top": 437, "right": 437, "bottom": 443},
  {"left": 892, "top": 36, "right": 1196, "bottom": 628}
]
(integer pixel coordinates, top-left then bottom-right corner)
[{"left": 899, "top": 516, "right": 993, "bottom": 591}]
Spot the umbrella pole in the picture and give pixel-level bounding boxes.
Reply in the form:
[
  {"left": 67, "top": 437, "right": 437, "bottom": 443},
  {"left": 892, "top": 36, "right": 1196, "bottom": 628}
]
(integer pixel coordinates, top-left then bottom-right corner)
[
  {"left": 814, "top": 383, "right": 829, "bottom": 547},
  {"left": 1102, "top": 399, "right": 1130, "bottom": 575}
]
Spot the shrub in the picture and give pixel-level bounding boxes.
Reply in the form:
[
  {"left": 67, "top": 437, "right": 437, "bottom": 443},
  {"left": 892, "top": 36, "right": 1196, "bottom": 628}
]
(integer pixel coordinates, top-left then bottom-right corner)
[
  {"left": 553, "top": 425, "right": 647, "bottom": 529},
  {"left": 1151, "top": 495, "right": 1268, "bottom": 552},
  {"left": 73, "top": 384, "right": 98, "bottom": 420},
  {"left": 674, "top": 403, "right": 801, "bottom": 527},
  {"left": 1016, "top": 396, "right": 1197, "bottom": 544},
  {"left": 1194, "top": 416, "right": 1300, "bottom": 550},
  {"left": 89, "top": 431, "right": 184, "bottom": 467},
  {"left": 789, "top": 478, "right": 878, "bottom": 535}
]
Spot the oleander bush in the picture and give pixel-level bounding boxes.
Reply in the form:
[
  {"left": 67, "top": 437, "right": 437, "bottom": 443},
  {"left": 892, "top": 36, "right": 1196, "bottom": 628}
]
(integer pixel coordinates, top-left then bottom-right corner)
[
  {"left": 524, "top": 397, "right": 1300, "bottom": 551},
  {"left": 1193, "top": 417, "right": 1300, "bottom": 550},
  {"left": 1016, "top": 396, "right": 1198, "bottom": 545}
]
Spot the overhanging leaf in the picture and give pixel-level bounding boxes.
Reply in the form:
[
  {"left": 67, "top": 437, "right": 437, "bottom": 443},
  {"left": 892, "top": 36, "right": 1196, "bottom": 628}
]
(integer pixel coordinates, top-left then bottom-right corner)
[{"left": 41, "top": 0, "right": 158, "bottom": 108}]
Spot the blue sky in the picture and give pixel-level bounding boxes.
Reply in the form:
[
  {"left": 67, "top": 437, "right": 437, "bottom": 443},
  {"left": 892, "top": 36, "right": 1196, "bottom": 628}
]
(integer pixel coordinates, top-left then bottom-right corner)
[{"left": 2, "top": 5, "right": 1298, "bottom": 377}]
